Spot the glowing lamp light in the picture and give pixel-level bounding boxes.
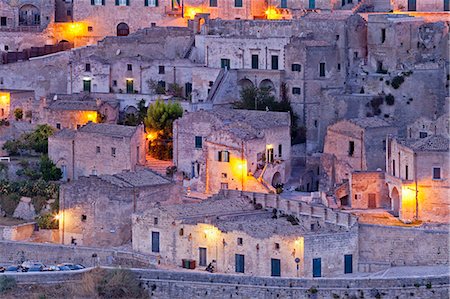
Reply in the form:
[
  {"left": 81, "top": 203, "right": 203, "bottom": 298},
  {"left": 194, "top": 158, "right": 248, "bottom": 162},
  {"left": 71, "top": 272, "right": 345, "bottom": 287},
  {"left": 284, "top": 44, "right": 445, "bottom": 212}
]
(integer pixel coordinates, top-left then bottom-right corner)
[
  {"left": 184, "top": 6, "right": 202, "bottom": 19},
  {"left": 67, "top": 22, "right": 84, "bottom": 36},
  {"left": 0, "top": 92, "right": 10, "bottom": 104},
  {"left": 146, "top": 132, "right": 157, "bottom": 141},
  {"left": 54, "top": 213, "right": 61, "bottom": 221},
  {"left": 265, "top": 7, "right": 281, "bottom": 20},
  {"left": 86, "top": 112, "right": 97, "bottom": 122}
]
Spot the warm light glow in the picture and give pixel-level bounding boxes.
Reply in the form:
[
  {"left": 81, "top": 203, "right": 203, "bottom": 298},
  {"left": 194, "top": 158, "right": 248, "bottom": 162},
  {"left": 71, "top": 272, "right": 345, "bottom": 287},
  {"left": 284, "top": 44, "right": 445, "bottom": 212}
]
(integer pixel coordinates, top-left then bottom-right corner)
[
  {"left": 230, "top": 157, "right": 247, "bottom": 179},
  {"left": 67, "top": 22, "right": 84, "bottom": 36},
  {"left": 54, "top": 213, "right": 61, "bottom": 221},
  {"left": 265, "top": 6, "right": 282, "bottom": 20},
  {"left": 203, "top": 225, "right": 220, "bottom": 240},
  {"left": 146, "top": 132, "right": 157, "bottom": 141},
  {"left": 0, "top": 92, "right": 10, "bottom": 105},
  {"left": 184, "top": 6, "right": 203, "bottom": 19},
  {"left": 86, "top": 112, "right": 97, "bottom": 122}
]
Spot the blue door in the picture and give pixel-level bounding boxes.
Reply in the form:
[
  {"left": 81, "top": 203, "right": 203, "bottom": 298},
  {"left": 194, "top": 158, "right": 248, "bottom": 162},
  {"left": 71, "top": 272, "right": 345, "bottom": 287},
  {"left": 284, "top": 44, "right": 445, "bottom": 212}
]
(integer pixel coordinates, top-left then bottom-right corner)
[
  {"left": 309, "top": 0, "right": 315, "bottom": 9},
  {"left": 151, "top": 231, "right": 160, "bottom": 253},
  {"left": 235, "top": 254, "right": 245, "bottom": 273},
  {"left": 313, "top": 258, "right": 321, "bottom": 277},
  {"left": 408, "top": 0, "right": 416, "bottom": 11},
  {"left": 271, "top": 259, "right": 281, "bottom": 277},
  {"left": 344, "top": 254, "right": 353, "bottom": 274}
]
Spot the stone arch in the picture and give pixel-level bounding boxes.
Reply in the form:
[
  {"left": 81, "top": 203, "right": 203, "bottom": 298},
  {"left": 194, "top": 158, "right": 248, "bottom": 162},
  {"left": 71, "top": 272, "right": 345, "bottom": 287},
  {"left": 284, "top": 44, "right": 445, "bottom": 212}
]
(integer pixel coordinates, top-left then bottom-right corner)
[
  {"left": 117, "top": 22, "right": 130, "bottom": 36},
  {"left": 19, "top": 4, "right": 40, "bottom": 26},
  {"left": 271, "top": 172, "right": 282, "bottom": 188},
  {"left": 55, "top": 158, "right": 68, "bottom": 181},
  {"left": 259, "top": 79, "right": 275, "bottom": 94},
  {"left": 124, "top": 105, "right": 138, "bottom": 115},
  {"left": 391, "top": 187, "right": 400, "bottom": 217},
  {"left": 238, "top": 78, "right": 254, "bottom": 92},
  {"left": 59, "top": 40, "right": 69, "bottom": 44}
]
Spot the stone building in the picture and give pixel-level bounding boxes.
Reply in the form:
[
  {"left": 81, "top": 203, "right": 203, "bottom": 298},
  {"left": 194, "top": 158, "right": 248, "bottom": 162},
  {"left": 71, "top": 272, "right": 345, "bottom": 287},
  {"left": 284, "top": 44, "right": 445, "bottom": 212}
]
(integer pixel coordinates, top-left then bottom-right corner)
[
  {"left": 173, "top": 108, "right": 291, "bottom": 194},
  {"left": 133, "top": 189, "right": 358, "bottom": 278},
  {"left": 322, "top": 117, "right": 398, "bottom": 188},
  {"left": 406, "top": 114, "right": 449, "bottom": 139},
  {"left": 385, "top": 135, "right": 449, "bottom": 223},
  {"left": 38, "top": 95, "right": 119, "bottom": 129},
  {"left": 48, "top": 122, "right": 146, "bottom": 180},
  {"left": 59, "top": 169, "right": 179, "bottom": 247},
  {"left": 0, "top": 89, "right": 34, "bottom": 120}
]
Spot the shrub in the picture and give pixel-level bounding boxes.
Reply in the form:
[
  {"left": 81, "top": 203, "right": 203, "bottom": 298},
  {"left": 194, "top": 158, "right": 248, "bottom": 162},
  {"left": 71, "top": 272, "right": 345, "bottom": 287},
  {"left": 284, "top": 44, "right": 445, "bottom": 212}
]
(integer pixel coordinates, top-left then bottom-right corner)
[
  {"left": 385, "top": 94, "right": 395, "bottom": 106},
  {"left": 40, "top": 155, "right": 62, "bottom": 181},
  {"left": 0, "top": 193, "right": 20, "bottom": 216},
  {"left": 32, "top": 196, "right": 48, "bottom": 214},
  {"left": 13, "top": 108, "right": 23, "bottom": 121},
  {"left": 370, "top": 96, "right": 384, "bottom": 109},
  {"left": 97, "top": 269, "right": 148, "bottom": 299},
  {"left": 391, "top": 75, "right": 405, "bottom": 89},
  {"left": 0, "top": 276, "right": 16, "bottom": 293},
  {"left": 35, "top": 213, "right": 58, "bottom": 229}
]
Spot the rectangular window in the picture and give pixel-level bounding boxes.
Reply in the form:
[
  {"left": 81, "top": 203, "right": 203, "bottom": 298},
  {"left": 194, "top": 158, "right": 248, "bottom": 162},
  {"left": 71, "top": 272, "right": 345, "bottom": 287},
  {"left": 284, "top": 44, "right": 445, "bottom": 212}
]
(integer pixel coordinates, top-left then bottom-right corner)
[
  {"left": 151, "top": 231, "right": 160, "bottom": 253},
  {"left": 96, "top": 146, "right": 100, "bottom": 154},
  {"left": 319, "top": 62, "right": 326, "bottom": 77},
  {"left": 185, "top": 82, "right": 192, "bottom": 97},
  {"left": 153, "top": 217, "right": 158, "bottom": 225},
  {"left": 85, "top": 63, "right": 91, "bottom": 72},
  {"left": 235, "top": 0, "right": 243, "bottom": 7},
  {"left": 419, "top": 131, "right": 428, "bottom": 138},
  {"left": 218, "top": 150, "right": 230, "bottom": 162},
  {"left": 313, "top": 258, "right": 321, "bottom": 277},
  {"left": 145, "top": 0, "right": 158, "bottom": 6},
  {"left": 381, "top": 28, "right": 386, "bottom": 43},
  {"left": 271, "top": 55, "right": 279, "bottom": 70},
  {"left": 337, "top": 63, "right": 341, "bottom": 71},
  {"left": 344, "top": 255, "right": 353, "bottom": 274},
  {"left": 127, "top": 64, "right": 132, "bottom": 71},
  {"left": 116, "top": 0, "right": 129, "bottom": 6},
  {"left": 267, "top": 148, "right": 274, "bottom": 163},
  {"left": 392, "top": 160, "right": 396, "bottom": 176},
  {"left": 112, "top": 80, "right": 117, "bottom": 87},
  {"left": 83, "top": 79, "right": 91, "bottom": 92},
  {"left": 221, "top": 173, "right": 227, "bottom": 179},
  {"left": 199, "top": 247, "right": 207, "bottom": 266},
  {"left": 348, "top": 141, "right": 355, "bottom": 157},
  {"left": 210, "top": 0, "right": 218, "bottom": 7},
  {"left": 309, "top": 0, "right": 315, "bottom": 9},
  {"left": 56, "top": 123, "right": 61, "bottom": 130},
  {"left": 291, "top": 64, "right": 301, "bottom": 72},
  {"left": 271, "top": 258, "right": 281, "bottom": 277},
  {"left": 1, "top": 17, "right": 7, "bottom": 27},
  {"left": 235, "top": 254, "right": 245, "bottom": 273},
  {"left": 280, "top": 0, "right": 288, "bottom": 8},
  {"left": 221, "top": 58, "right": 231, "bottom": 69},
  {"left": 220, "top": 183, "right": 229, "bottom": 190},
  {"left": 251, "top": 54, "right": 259, "bottom": 69},
  {"left": 195, "top": 136, "right": 202, "bottom": 148},
  {"left": 405, "top": 165, "right": 409, "bottom": 180},
  {"left": 433, "top": 167, "right": 441, "bottom": 180},
  {"left": 278, "top": 144, "right": 282, "bottom": 158},
  {"left": 111, "top": 147, "right": 116, "bottom": 157},
  {"left": 237, "top": 237, "right": 243, "bottom": 246},
  {"left": 92, "top": 0, "right": 105, "bottom": 5},
  {"left": 158, "top": 65, "right": 165, "bottom": 74},
  {"left": 292, "top": 87, "right": 301, "bottom": 95},
  {"left": 126, "top": 79, "right": 134, "bottom": 93}
]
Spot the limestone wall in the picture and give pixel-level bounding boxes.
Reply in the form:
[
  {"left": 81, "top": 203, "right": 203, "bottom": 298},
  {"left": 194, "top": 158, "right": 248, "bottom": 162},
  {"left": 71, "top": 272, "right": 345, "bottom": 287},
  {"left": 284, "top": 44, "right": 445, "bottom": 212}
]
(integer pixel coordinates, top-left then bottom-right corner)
[
  {"left": 358, "top": 223, "right": 449, "bottom": 272},
  {"left": 0, "top": 223, "right": 35, "bottom": 241}
]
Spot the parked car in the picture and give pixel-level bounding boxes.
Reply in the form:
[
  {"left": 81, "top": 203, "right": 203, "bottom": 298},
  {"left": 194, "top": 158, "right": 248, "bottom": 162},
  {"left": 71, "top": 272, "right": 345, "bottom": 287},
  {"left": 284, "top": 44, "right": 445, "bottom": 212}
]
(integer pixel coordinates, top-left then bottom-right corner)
[
  {"left": 5, "top": 265, "right": 24, "bottom": 272},
  {"left": 21, "top": 261, "right": 45, "bottom": 269},
  {"left": 57, "top": 265, "right": 71, "bottom": 271},
  {"left": 26, "top": 265, "right": 43, "bottom": 272},
  {"left": 0, "top": 266, "right": 5, "bottom": 273},
  {"left": 58, "top": 263, "right": 85, "bottom": 270}
]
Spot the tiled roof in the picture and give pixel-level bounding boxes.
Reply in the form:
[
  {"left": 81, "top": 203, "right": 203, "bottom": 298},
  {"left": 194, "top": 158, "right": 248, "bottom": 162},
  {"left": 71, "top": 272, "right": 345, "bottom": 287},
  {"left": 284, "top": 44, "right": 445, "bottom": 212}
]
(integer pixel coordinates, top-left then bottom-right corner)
[
  {"left": 52, "top": 128, "right": 76, "bottom": 139},
  {"left": 398, "top": 135, "right": 449, "bottom": 152},
  {"left": 78, "top": 122, "right": 138, "bottom": 138},
  {"left": 47, "top": 100, "right": 98, "bottom": 111}
]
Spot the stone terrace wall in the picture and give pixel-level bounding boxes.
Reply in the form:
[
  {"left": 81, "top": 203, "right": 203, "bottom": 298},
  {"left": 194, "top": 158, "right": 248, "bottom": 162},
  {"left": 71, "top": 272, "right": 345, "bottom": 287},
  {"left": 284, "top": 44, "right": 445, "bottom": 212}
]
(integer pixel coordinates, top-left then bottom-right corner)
[
  {"left": 358, "top": 224, "right": 449, "bottom": 272},
  {"left": 4, "top": 268, "right": 449, "bottom": 299},
  {"left": 0, "top": 223, "right": 35, "bottom": 241},
  {"left": 221, "top": 190, "right": 358, "bottom": 228},
  {"left": 0, "top": 241, "right": 154, "bottom": 268}
]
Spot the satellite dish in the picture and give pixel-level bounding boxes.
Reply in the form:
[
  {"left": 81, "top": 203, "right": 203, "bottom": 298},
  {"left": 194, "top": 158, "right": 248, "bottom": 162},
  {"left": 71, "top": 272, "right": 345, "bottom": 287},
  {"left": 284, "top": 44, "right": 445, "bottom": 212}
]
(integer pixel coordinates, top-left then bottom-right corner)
[
  {"left": 116, "top": 49, "right": 121, "bottom": 56},
  {"left": 53, "top": 94, "right": 57, "bottom": 101}
]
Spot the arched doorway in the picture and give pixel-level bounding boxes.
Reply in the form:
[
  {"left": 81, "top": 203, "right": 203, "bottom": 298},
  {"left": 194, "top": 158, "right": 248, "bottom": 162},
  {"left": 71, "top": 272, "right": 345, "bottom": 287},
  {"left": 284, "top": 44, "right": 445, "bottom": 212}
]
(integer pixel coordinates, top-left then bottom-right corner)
[
  {"left": 271, "top": 172, "right": 282, "bottom": 188},
  {"left": 117, "top": 23, "right": 130, "bottom": 36},
  {"left": 238, "top": 78, "right": 254, "bottom": 92},
  {"left": 259, "top": 79, "right": 275, "bottom": 95},
  {"left": 391, "top": 187, "right": 400, "bottom": 217},
  {"left": 19, "top": 5, "right": 40, "bottom": 26}
]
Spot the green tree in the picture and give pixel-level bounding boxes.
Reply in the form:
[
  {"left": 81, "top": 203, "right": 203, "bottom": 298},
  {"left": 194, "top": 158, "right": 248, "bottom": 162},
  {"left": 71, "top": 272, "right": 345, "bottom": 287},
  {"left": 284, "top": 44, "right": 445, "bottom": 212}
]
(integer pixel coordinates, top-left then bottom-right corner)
[
  {"left": 144, "top": 99, "right": 183, "bottom": 160},
  {"left": 40, "top": 155, "right": 62, "bottom": 181}
]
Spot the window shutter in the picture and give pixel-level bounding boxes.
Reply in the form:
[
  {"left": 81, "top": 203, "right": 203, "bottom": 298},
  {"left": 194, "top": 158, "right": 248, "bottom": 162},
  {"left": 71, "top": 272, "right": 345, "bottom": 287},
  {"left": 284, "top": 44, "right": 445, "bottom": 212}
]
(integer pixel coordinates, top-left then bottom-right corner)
[
  {"left": 217, "top": 151, "right": 222, "bottom": 162},
  {"left": 115, "top": 0, "right": 119, "bottom": 5},
  {"left": 102, "top": 0, "right": 105, "bottom": 5},
  {"left": 91, "top": 0, "right": 95, "bottom": 5},
  {"left": 145, "top": 0, "right": 148, "bottom": 6},
  {"left": 155, "top": 0, "right": 158, "bottom": 6},
  {"left": 126, "top": 0, "right": 130, "bottom": 5}
]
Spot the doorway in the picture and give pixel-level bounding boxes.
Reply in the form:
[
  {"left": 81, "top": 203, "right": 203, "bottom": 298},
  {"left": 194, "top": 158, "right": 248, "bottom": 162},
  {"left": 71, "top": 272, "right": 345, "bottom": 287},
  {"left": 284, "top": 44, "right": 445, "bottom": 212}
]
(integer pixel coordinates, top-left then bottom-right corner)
[
  {"left": 199, "top": 247, "right": 207, "bottom": 267},
  {"left": 271, "top": 258, "right": 281, "bottom": 277}
]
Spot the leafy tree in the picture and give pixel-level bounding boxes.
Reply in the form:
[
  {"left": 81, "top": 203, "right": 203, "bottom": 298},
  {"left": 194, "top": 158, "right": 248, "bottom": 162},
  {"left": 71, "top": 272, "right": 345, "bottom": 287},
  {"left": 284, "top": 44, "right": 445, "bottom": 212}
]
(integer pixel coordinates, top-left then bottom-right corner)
[
  {"left": 35, "top": 213, "right": 58, "bottom": 229},
  {"left": 144, "top": 99, "right": 183, "bottom": 160},
  {"left": 40, "top": 155, "right": 62, "bottom": 181},
  {"left": 2, "top": 124, "right": 55, "bottom": 155}
]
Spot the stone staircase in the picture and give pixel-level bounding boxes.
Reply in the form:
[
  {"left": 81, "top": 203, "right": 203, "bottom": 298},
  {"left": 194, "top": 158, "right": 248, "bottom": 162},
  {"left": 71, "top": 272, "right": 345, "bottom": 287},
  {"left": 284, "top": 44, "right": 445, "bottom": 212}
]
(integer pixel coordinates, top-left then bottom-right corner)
[{"left": 144, "top": 156, "right": 173, "bottom": 177}]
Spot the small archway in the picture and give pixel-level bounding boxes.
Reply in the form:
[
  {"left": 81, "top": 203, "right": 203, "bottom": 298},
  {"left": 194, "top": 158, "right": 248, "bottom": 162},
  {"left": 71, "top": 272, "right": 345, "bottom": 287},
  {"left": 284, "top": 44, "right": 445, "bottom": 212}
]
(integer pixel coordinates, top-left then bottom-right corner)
[
  {"left": 59, "top": 40, "right": 69, "bottom": 44},
  {"left": 117, "top": 23, "right": 130, "bottom": 36},
  {"left": 238, "top": 78, "right": 254, "bottom": 92},
  {"left": 19, "top": 4, "right": 40, "bottom": 26},
  {"left": 391, "top": 187, "right": 400, "bottom": 217},
  {"left": 271, "top": 172, "right": 282, "bottom": 188},
  {"left": 259, "top": 79, "right": 275, "bottom": 94}
]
